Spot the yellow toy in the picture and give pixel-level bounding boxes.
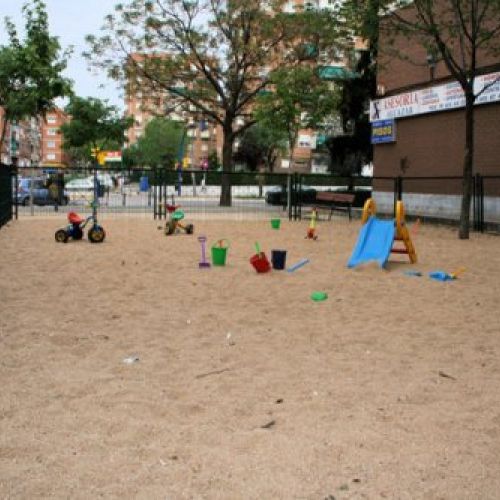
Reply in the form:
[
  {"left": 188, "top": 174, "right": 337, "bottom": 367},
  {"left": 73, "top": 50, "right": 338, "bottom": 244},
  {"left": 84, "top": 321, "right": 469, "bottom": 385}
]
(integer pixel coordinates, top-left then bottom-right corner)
[
  {"left": 305, "top": 207, "right": 318, "bottom": 240},
  {"left": 361, "top": 198, "right": 417, "bottom": 264}
]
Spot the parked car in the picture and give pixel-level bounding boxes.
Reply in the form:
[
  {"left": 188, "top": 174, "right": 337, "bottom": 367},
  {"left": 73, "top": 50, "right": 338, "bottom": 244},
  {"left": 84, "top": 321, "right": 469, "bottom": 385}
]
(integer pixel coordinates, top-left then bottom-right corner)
[
  {"left": 265, "top": 185, "right": 317, "bottom": 205},
  {"left": 65, "top": 174, "right": 114, "bottom": 192},
  {"left": 65, "top": 177, "right": 94, "bottom": 191},
  {"left": 16, "top": 178, "right": 69, "bottom": 206}
]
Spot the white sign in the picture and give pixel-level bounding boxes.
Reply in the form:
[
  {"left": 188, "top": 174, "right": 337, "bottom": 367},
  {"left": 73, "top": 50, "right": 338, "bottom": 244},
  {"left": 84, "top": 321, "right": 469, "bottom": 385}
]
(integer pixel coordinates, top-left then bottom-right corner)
[{"left": 370, "top": 71, "right": 500, "bottom": 122}]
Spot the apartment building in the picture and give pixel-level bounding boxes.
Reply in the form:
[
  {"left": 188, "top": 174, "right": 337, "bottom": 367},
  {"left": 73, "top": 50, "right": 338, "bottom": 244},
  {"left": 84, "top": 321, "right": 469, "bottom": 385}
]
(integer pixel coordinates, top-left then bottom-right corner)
[
  {"left": 0, "top": 106, "right": 69, "bottom": 168},
  {"left": 125, "top": 53, "right": 222, "bottom": 169},
  {"left": 0, "top": 109, "right": 42, "bottom": 167},
  {"left": 40, "top": 108, "right": 70, "bottom": 168}
]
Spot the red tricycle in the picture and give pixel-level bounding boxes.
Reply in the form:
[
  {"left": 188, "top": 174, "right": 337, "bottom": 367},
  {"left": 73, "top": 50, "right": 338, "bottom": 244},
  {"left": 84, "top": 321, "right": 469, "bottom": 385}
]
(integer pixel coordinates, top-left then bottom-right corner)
[{"left": 55, "top": 211, "right": 106, "bottom": 243}]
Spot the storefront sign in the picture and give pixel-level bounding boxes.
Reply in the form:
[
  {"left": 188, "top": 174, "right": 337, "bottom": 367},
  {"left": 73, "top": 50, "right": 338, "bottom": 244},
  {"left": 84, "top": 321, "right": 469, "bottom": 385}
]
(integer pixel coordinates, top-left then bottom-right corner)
[
  {"left": 105, "top": 151, "right": 122, "bottom": 162},
  {"left": 371, "top": 119, "right": 396, "bottom": 144},
  {"left": 370, "top": 71, "right": 500, "bottom": 122}
]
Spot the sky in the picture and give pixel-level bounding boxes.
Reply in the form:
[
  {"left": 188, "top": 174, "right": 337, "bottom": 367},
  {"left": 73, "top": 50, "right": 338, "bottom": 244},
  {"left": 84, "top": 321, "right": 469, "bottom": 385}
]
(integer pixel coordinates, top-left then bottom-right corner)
[{"left": 0, "top": 0, "right": 124, "bottom": 110}]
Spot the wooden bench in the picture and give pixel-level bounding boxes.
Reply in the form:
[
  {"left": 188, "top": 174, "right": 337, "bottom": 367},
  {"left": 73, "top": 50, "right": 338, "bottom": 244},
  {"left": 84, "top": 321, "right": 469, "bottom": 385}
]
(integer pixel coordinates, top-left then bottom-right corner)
[{"left": 306, "top": 192, "right": 355, "bottom": 221}]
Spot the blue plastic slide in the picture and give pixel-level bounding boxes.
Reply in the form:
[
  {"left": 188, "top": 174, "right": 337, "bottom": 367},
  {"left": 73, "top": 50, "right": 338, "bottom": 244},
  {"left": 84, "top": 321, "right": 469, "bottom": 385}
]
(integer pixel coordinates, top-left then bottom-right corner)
[{"left": 347, "top": 216, "right": 396, "bottom": 268}]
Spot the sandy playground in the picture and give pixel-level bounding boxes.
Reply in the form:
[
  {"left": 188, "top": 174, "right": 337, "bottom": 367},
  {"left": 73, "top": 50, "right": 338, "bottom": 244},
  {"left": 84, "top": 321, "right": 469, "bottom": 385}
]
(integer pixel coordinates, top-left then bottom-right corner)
[{"left": 1, "top": 215, "right": 500, "bottom": 499}]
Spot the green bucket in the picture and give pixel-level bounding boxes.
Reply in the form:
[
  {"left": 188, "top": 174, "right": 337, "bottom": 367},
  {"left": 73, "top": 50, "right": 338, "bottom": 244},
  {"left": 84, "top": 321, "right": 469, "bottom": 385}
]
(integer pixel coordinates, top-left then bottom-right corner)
[
  {"left": 211, "top": 239, "right": 229, "bottom": 266},
  {"left": 270, "top": 218, "right": 281, "bottom": 229}
]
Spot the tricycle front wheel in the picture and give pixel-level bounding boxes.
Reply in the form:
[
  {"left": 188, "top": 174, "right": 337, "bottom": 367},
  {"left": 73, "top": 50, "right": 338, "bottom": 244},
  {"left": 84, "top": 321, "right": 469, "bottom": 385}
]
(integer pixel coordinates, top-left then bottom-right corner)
[{"left": 88, "top": 225, "right": 106, "bottom": 243}]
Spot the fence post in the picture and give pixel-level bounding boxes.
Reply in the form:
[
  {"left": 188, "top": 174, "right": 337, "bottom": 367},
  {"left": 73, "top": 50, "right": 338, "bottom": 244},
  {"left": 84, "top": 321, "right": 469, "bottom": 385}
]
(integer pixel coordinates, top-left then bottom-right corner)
[
  {"left": 14, "top": 166, "right": 18, "bottom": 220},
  {"left": 287, "top": 174, "right": 292, "bottom": 220},
  {"left": 478, "top": 174, "right": 484, "bottom": 233},
  {"left": 393, "top": 177, "right": 402, "bottom": 217},
  {"left": 294, "top": 173, "right": 301, "bottom": 221},
  {"left": 153, "top": 168, "right": 157, "bottom": 219}
]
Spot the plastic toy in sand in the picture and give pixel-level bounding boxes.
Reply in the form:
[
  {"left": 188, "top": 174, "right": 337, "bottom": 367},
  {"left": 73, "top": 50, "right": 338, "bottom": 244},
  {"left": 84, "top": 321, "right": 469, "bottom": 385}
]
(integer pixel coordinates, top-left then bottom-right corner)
[
  {"left": 211, "top": 239, "right": 230, "bottom": 266},
  {"left": 198, "top": 236, "right": 211, "bottom": 268},
  {"left": 347, "top": 198, "right": 417, "bottom": 269},
  {"left": 404, "top": 270, "right": 423, "bottom": 277},
  {"left": 271, "top": 250, "right": 287, "bottom": 270},
  {"left": 270, "top": 218, "right": 281, "bottom": 230},
  {"left": 250, "top": 242, "right": 271, "bottom": 273},
  {"left": 429, "top": 267, "right": 465, "bottom": 281},
  {"left": 310, "top": 291, "right": 328, "bottom": 301},
  {"left": 55, "top": 211, "right": 106, "bottom": 243},
  {"left": 305, "top": 207, "right": 318, "bottom": 240},
  {"left": 286, "top": 258, "right": 310, "bottom": 273}
]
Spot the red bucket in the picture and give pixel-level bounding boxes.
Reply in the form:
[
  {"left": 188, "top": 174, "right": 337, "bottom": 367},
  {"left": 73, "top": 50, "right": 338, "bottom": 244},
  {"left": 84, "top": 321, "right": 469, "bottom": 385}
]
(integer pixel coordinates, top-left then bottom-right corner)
[{"left": 250, "top": 252, "right": 271, "bottom": 273}]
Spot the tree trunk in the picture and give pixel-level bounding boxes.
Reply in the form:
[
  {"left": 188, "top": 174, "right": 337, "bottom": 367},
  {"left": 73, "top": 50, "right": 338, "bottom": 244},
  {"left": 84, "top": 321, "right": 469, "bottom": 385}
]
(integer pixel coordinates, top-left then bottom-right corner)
[
  {"left": 459, "top": 90, "right": 475, "bottom": 239},
  {"left": 220, "top": 127, "right": 234, "bottom": 206}
]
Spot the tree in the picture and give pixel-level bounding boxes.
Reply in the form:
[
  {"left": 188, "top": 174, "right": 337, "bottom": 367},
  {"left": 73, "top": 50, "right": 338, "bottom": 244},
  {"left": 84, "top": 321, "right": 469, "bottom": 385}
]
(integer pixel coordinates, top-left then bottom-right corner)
[
  {"left": 85, "top": 0, "right": 340, "bottom": 205},
  {"left": 234, "top": 122, "right": 287, "bottom": 172},
  {"left": 0, "top": 0, "right": 72, "bottom": 157},
  {"left": 133, "top": 117, "right": 184, "bottom": 168},
  {"left": 60, "top": 96, "right": 133, "bottom": 161},
  {"left": 254, "top": 66, "right": 340, "bottom": 169},
  {"left": 381, "top": 0, "right": 500, "bottom": 239},
  {"left": 311, "top": 0, "right": 380, "bottom": 175}
]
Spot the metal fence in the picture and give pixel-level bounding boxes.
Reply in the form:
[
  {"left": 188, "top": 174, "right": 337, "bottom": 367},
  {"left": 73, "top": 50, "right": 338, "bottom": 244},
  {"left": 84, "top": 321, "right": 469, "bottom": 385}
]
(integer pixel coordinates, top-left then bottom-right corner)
[
  {"left": 0, "top": 165, "right": 16, "bottom": 229},
  {"left": 5, "top": 166, "right": 500, "bottom": 233},
  {"left": 151, "top": 169, "right": 293, "bottom": 221}
]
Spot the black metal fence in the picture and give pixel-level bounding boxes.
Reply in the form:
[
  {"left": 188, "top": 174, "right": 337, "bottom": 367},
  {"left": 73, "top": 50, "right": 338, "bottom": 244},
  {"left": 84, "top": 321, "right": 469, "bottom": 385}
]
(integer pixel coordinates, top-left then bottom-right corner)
[
  {"left": 0, "top": 165, "right": 16, "bottom": 229},
  {"left": 4, "top": 165, "right": 500, "bottom": 233},
  {"left": 151, "top": 168, "right": 294, "bottom": 220}
]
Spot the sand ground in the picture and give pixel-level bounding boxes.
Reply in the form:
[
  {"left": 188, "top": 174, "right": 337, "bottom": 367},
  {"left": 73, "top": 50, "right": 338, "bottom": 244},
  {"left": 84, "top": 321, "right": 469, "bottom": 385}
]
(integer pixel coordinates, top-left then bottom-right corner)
[{"left": 1, "top": 216, "right": 500, "bottom": 499}]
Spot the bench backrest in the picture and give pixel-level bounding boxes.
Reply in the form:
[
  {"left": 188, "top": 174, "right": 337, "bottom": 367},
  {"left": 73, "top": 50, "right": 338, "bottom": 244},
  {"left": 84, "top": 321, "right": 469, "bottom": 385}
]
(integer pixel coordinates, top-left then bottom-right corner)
[{"left": 316, "top": 192, "right": 355, "bottom": 203}]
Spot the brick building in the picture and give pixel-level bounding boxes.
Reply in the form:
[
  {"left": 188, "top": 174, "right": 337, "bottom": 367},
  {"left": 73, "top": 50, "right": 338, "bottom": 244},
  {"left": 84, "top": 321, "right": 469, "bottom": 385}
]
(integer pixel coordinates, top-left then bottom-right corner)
[
  {"left": 125, "top": 53, "right": 223, "bottom": 170},
  {"left": 0, "top": 106, "right": 69, "bottom": 169},
  {"left": 40, "top": 108, "right": 70, "bottom": 168},
  {"left": 370, "top": 4, "right": 500, "bottom": 218},
  {"left": 0, "top": 109, "right": 41, "bottom": 168}
]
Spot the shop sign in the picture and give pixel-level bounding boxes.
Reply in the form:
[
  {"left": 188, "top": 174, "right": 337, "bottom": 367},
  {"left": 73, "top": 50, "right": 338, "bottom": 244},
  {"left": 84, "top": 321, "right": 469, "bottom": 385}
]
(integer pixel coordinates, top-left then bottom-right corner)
[
  {"left": 370, "top": 71, "right": 500, "bottom": 121},
  {"left": 371, "top": 119, "right": 396, "bottom": 144}
]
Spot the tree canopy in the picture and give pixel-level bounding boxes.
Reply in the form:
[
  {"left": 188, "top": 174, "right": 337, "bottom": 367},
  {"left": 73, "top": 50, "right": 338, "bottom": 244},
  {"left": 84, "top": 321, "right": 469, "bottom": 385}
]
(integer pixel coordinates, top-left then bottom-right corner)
[
  {"left": 133, "top": 117, "right": 185, "bottom": 168},
  {"left": 85, "top": 0, "right": 342, "bottom": 204},
  {"left": 254, "top": 66, "right": 340, "bottom": 168},
  {"left": 60, "top": 96, "right": 133, "bottom": 161},
  {"left": 234, "top": 122, "right": 287, "bottom": 172},
  {"left": 0, "top": 0, "right": 72, "bottom": 154}
]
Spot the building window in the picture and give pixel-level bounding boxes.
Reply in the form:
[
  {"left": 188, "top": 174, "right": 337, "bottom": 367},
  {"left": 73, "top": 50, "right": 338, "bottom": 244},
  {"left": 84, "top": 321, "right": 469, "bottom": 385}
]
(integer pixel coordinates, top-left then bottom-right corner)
[
  {"left": 47, "top": 128, "right": 57, "bottom": 136},
  {"left": 47, "top": 141, "right": 56, "bottom": 149},
  {"left": 47, "top": 116, "right": 57, "bottom": 124},
  {"left": 201, "top": 144, "right": 208, "bottom": 152},
  {"left": 46, "top": 153, "right": 56, "bottom": 161},
  {"left": 298, "top": 135, "right": 312, "bottom": 148}
]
